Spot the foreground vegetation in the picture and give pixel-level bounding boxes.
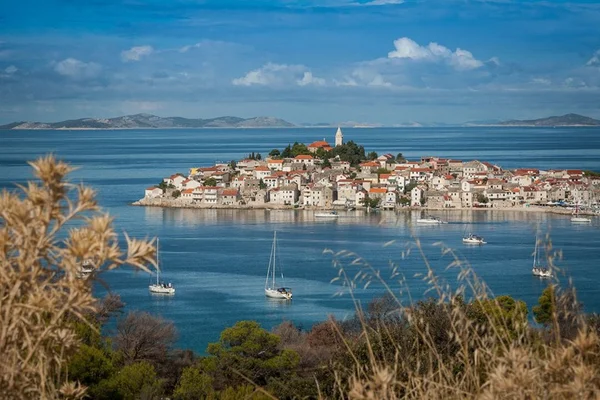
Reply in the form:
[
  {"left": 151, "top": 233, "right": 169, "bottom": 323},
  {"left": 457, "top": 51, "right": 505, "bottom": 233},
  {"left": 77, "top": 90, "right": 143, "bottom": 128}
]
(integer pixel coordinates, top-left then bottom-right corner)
[{"left": 2, "top": 157, "right": 600, "bottom": 399}]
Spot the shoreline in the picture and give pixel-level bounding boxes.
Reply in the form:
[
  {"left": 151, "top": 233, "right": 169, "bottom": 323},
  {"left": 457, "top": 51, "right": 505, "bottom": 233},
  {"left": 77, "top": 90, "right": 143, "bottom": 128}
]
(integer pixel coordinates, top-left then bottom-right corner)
[{"left": 131, "top": 198, "right": 597, "bottom": 216}]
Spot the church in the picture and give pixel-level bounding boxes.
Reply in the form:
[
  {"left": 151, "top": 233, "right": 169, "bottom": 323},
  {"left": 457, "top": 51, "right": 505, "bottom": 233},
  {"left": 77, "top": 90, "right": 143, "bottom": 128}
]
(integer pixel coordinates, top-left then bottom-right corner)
[{"left": 307, "top": 127, "right": 344, "bottom": 154}]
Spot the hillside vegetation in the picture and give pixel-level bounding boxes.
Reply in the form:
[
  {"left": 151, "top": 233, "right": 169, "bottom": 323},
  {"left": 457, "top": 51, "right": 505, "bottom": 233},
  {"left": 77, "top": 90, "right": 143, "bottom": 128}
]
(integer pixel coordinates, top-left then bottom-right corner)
[{"left": 1, "top": 157, "right": 600, "bottom": 399}]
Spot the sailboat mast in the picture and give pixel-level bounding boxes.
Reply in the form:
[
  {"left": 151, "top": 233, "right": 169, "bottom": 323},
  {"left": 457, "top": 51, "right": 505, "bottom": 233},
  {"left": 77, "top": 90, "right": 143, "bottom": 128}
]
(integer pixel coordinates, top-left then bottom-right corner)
[
  {"left": 156, "top": 238, "right": 160, "bottom": 285},
  {"left": 273, "top": 231, "right": 277, "bottom": 288},
  {"left": 533, "top": 236, "right": 537, "bottom": 268}
]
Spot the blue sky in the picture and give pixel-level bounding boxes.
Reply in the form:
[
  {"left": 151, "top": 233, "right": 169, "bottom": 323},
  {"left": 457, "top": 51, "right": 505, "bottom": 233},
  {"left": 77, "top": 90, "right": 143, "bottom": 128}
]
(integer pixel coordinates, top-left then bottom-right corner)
[{"left": 1, "top": 0, "right": 600, "bottom": 124}]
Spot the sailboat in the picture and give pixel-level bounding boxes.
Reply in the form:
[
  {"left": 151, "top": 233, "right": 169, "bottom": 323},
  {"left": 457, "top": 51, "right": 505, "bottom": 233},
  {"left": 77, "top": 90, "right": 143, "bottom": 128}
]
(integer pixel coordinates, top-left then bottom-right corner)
[
  {"left": 532, "top": 236, "right": 552, "bottom": 278},
  {"left": 571, "top": 202, "right": 591, "bottom": 223},
  {"left": 149, "top": 238, "right": 175, "bottom": 294},
  {"left": 264, "top": 231, "right": 292, "bottom": 300}
]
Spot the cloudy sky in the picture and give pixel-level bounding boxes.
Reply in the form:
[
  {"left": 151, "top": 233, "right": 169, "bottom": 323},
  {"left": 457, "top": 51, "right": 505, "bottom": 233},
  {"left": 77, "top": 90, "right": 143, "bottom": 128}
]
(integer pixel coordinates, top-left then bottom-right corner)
[{"left": 1, "top": 0, "right": 600, "bottom": 124}]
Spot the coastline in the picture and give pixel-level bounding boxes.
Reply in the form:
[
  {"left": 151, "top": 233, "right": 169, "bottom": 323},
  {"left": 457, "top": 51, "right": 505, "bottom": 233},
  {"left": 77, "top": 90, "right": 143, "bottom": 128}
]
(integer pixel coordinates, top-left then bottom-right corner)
[{"left": 131, "top": 198, "right": 596, "bottom": 216}]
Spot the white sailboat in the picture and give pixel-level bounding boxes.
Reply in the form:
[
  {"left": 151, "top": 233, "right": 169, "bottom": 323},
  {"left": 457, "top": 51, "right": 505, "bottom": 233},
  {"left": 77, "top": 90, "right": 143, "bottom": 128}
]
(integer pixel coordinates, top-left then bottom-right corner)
[
  {"left": 315, "top": 211, "right": 339, "bottom": 218},
  {"left": 149, "top": 238, "right": 175, "bottom": 294},
  {"left": 532, "top": 236, "right": 552, "bottom": 278},
  {"left": 264, "top": 231, "right": 292, "bottom": 300},
  {"left": 571, "top": 203, "right": 591, "bottom": 223}
]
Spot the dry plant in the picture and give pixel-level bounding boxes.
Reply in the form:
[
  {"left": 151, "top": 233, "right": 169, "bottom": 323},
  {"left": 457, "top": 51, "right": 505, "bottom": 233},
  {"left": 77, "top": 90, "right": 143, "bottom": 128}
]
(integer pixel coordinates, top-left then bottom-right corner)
[
  {"left": 0, "top": 155, "right": 156, "bottom": 399},
  {"left": 325, "top": 232, "right": 600, "bottom": 399}
]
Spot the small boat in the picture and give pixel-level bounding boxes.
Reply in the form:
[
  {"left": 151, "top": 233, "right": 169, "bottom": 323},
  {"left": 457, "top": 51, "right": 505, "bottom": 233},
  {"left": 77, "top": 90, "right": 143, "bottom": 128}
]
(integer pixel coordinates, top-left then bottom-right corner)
[
  {"left": 462, "top": 233, "right": 486, "bottom": 245},
  {"left": 532, "top": 236, "right": 552, "bottom": 278},
  {"left": 416, "top": 215, "right": 446, "bottom": 224},
  {"left": 571, "top": 203, "right": 591, "bottom": 223},
  {"left": 264, "top": 231, "right": 292, "bottom": 300},
  {"left": 315, "top": 211, "right": 339, "bottom": 218},
  {"left": 149, "top": 238, "right": 175, "bottom": 295}
]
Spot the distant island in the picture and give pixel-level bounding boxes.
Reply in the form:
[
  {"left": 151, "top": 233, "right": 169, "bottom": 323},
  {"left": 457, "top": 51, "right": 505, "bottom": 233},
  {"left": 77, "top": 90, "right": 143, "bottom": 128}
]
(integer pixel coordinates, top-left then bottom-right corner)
[
  {"left": 481, "top": 113, "right": 600, "bottom": 127},
  {"left": 2, "top": 112, "right": 600, "bottom": 130},
  {"left": 0, "top": 114, "right": 295, "bottom": 130}
]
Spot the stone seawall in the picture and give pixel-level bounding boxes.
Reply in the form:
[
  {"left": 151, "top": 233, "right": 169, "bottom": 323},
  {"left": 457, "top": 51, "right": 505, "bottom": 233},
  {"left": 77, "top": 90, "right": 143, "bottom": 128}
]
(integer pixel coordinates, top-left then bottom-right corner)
[{"left": 132, "top": 197, "right": 597, "bottom": 216}]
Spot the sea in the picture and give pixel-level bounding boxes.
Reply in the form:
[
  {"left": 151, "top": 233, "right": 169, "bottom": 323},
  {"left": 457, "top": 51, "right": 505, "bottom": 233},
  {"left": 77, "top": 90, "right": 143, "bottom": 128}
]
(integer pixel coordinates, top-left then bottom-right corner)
[{"left": 1, "top": 126, "right": 600, "bottom": 353}]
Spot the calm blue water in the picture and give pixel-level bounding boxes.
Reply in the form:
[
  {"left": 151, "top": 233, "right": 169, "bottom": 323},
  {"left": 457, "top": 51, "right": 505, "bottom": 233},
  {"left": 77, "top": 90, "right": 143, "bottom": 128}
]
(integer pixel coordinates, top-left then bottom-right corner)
[{"left": 1, "top": 127, "right": 599, "bottom": 353}]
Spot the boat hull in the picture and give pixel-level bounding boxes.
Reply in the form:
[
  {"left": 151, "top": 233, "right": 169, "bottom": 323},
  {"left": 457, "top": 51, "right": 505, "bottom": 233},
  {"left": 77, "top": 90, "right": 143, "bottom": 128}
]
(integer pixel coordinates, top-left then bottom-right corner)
[
  {"left": 265, "top": 288, "right": 292, "bottom": 300},
  {"left": 315, "top": 212, "right": 338, "bottom": 218},
  {"left": 149, "top": 285, "right": 175, "bottom": 294},
  {"left": 462, "top": 238, "right": 486, "bottom": 244},
  {"left": 532, "top": 268, "right": 552, "bottom": 278},
  {"left": 417, "top": 219, "right": 444, "bottom": 224},
  {"left": 571, "top": 217, "right": 591, "bottom": 223}
]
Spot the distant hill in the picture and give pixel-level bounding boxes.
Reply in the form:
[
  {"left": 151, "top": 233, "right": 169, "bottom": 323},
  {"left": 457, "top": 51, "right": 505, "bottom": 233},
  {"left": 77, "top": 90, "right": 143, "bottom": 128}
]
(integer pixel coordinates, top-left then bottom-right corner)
[
  {"left": 496, "top": 113, "right": 600, "bottom": 127},
  {"left": 0, "top": 114, "right": 296, "bottom": 130}
]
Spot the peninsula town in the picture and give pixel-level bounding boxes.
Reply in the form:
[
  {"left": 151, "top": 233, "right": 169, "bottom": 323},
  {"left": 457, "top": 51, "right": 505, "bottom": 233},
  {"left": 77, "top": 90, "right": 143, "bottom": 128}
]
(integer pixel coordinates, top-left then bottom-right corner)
[{"left": 137, "top": 128, "right": 600, "bottom": 212}]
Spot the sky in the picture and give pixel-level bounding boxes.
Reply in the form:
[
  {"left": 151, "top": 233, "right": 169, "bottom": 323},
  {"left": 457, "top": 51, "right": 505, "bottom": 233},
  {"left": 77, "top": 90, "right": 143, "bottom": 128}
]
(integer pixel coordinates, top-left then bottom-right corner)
[{"left": 1, "top": 0, "right": 600, "bottom": 125}]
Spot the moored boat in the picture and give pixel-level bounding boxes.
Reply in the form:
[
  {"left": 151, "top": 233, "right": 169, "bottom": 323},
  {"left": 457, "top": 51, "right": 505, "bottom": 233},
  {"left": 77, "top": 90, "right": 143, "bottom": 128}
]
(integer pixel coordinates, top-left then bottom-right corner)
[
  {"left": 315, "top": 211, "right": 339, "bottom": 218},
  {"left": 416, "top": 215, "right": 446, "bottom": 224},
  {"left": 462, "top": 233, "right": 486, "bottom": 245},
  {"left": 264, "top": 231, "right": 292, "bottom": 300},
  {"left": 532, "top": 236, "right": 552, "bottom": 278},
  {"left": 149, "top": 238, "right": 175, "bottom": 295}
]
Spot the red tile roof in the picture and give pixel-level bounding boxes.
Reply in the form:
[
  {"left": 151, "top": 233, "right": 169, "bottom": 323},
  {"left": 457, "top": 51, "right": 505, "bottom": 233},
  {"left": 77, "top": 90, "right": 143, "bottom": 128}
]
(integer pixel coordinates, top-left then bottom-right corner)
[{"left": 295, "top": 155, "right": 314, "bottom": 160}]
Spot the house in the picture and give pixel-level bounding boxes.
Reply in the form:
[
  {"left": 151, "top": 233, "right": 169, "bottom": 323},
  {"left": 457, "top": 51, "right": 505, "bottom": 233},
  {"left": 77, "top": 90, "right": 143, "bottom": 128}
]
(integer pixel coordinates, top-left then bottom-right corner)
[
  {"left": 383, "top": 190, "right": 397, "bottom": 209},
  {"left": 164, "top": 174, "right": 186, "bottom": 189},
  {"left": 145, "top": 187, "right": 162, "bottom": 198},
  {"left": 307, "top": 140, "right": 333, "bottom": 153},
  {"left": 270, "top": 184, "right": 299, "bottom": 205},
  {"left": 181, "top": 188, "right": 194, "bottom": 201},
  {"left": 359, "top": 161, "right": 380, "bottom": 173},
  {"left": 292, "top": 154, "right": 315, "bottom": 167},
  {"left": 411, "top": 186, "right": 424, "bottom": 206},
  {"left": 368, "top": 187, "right": 387, "bottom": 201},
  {"left": 267, "top": 159, "right": 284, "bottom": 171},
  {"left": 302, "top": 185, "right": 334, "bottom": 207},
  {"left": 263, "top": 176, "right": 280, "bottom": 189},
  {"left": 425, "top": 191, "right": 445, "bottom": 208},
  {"left": 221, "top": 189, "right": 241, "bottom": 206},
  {"left": 254, "top": 166, "right": 271, "bottom": 180},
  {"left": 182, "top": 179, "right": 202, "bottom": 190}
]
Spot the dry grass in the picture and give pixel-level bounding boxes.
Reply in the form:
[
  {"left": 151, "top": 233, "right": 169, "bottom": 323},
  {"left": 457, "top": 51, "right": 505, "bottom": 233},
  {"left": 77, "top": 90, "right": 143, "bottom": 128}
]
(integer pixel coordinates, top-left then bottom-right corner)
[
  {"left": 325, "top": 233, "right": 600, "bottom": 399},
  {"left": 0, "top": 155, "right": 156, "bottom": 399}
]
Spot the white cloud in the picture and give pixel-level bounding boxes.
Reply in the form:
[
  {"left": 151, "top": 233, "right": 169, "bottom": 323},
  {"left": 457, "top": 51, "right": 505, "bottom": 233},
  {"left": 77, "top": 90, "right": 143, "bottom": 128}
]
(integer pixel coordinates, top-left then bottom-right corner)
[
  {"left": 121, "top": 45, "right": 154, "bottom": 62},
  {"left": 586, "top": 50, "right": 600, "bottom": 67},
  {"left": 297, "top": 71, "right": 326, "bottom": 86},
  {"left": 4, "top": 65, "right": 17, "bottom": 74},
  {"left": 387, "top": 37, "right": 484, "bottom": 70},
  {"left": 531, "top": 78, "right": 551, "bottom": 85},
  {"left": 54, "top": 58, "right": 101, "bottom": 79},
  {"left": 232, "top": 63, "right": 325, "bottom": 87}
]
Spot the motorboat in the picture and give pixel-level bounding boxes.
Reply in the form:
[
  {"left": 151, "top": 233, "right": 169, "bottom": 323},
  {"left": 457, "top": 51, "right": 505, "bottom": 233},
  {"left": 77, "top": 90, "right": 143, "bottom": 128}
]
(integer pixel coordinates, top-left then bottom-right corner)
[
  {"left": 462, "top": 233, "right": 486, "bottom": 245},
  {"left": 416, "top": 215, "right": 446, "bottom": 224},
  {"left": 571, "top": 203, "right": 592, "bottom": 223}
]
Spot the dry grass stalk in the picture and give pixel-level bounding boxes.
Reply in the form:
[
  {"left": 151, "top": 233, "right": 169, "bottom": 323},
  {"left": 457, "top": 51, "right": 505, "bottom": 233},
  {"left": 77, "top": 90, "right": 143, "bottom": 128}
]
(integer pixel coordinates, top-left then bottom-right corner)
[
  {"left": 0, "top": 155, "right": 156, "bottom": 399},
  {"left": 326, "top": 232, "right": 600, "bottom": 399}
]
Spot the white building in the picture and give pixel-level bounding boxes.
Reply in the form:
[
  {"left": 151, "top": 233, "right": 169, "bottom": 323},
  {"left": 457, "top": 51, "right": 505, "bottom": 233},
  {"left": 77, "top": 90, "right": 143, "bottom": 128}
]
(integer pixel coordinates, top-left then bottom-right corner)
[
  {"left": 145, "top": 187, "right": 162, "bottom": 198},
  {"left": 335, "top": 126, "right": 344, "bottom": 147}
]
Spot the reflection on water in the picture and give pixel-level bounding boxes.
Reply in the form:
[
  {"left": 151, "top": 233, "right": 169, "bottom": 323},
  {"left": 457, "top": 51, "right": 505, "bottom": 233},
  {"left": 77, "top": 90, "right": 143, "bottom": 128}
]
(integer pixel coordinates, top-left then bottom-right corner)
[
  {"left": 144, "top": 207, "right": 564, "bottom": 228},
  {"left": 265, "top": 297, "right": 293, "bottom": 309}
]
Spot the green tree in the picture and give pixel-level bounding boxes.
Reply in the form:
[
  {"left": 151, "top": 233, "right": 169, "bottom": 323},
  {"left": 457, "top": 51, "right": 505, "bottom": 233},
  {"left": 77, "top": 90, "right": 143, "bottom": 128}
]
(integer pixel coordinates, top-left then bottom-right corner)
[
  {"left": 404, "top": 182, "right": 417, "bottom": 194},
  {"left": 396, "top": 152, "right": 405, "bottom": 161},
  {"left": 281, "top": 144, "right": 292, "bottom": 158},
  {"left": 533, "top": 285, "right": 555, "bottom": 325},
  {"left": 256, "top": 153, "right": 262, "bottom": 160},
  {"left": 204, "top": 177, "right": 217, "bottom": 187},
  {"left": 376, "top": 168, "right": 391, "bottom": 176},
  {"left": 158, "top": 181, "right": 168, "bottom": 193},
  {"left": 476, "top": 193, "right": 489, "bottom": 204},
  {"left": 68, "top": 344, "right": 115, "bottom": 388},
  {"left": 291, "top": 142, "right": 310, "bottom": 157},
  {"left": 206, "top": 321, "right": 300, "bottom": 387},
  {"left": 315, "top": 147, "right": 331, "bottom": 160},
  {"left": 259, "top": 179, "right": 267, "bottom": 190},
  {"left": 398, "top": 197, "right": 410, "bottom": 206},
  {"left": 219, "top": 385, "right": 271, "bottom": 400},
  {"left": 330, "top": 140, "right": 366, "bottom": 167},
  {"left": 322, "top": 158, "right": 331, "bottom": 168},
  {"left": 467, "top": 295, "right": 528, "bottom": 339},
  {"left": 172, "top": 190, "right": 181, "bottom": 198},
  {"left": 268, "top": 149, "right": 281, "bottom": 158},
  {"left": 229, "top": 160, "right": 237, "bottom": 169},
  {"left": 367, "top": 151, "right": 378, "bottom": 160},
  {"left": 112, "top": 362, "right": 163, "bottom": 400},
  {"left": 173, "top": 365, "right": 215, "bottom": 400}
]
